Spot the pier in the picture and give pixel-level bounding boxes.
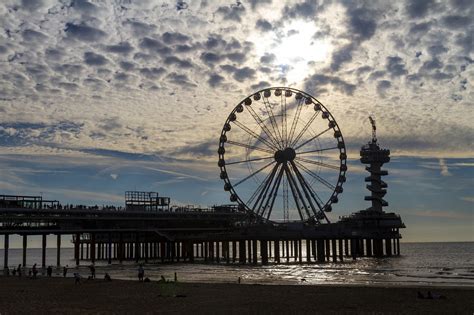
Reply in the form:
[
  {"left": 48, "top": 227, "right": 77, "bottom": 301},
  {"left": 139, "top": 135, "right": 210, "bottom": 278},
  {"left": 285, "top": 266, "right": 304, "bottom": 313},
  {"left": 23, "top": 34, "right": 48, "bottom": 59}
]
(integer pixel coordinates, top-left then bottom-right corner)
[
  {"left": 1, "top": 92, "right": 405, "bottom": 271},
  {"left": 0, "top": 196, "right": 403, "bottom": 270}
]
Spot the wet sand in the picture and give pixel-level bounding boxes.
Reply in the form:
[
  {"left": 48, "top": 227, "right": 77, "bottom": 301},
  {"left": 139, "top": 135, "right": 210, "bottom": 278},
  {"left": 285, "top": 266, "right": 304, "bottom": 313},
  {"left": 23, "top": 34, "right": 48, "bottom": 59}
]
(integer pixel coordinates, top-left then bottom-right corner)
[{"left": 0, "top": 276, "right": 472, "bottom": 314}]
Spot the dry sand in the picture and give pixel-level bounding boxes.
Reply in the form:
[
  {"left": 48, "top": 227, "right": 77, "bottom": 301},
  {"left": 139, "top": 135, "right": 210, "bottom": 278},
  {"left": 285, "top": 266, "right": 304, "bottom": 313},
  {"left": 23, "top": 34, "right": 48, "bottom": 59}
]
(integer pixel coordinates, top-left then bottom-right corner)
[{"left": 0, "top": 276, "right": 472, "bottom": 314}]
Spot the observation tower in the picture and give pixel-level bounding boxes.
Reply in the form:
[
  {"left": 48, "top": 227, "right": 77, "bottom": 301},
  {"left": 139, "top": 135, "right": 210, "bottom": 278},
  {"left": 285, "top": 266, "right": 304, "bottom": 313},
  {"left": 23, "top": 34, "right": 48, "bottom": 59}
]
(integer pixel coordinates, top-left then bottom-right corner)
[{"left": 360, "top": 117, "right": 390, "bottom": 212}]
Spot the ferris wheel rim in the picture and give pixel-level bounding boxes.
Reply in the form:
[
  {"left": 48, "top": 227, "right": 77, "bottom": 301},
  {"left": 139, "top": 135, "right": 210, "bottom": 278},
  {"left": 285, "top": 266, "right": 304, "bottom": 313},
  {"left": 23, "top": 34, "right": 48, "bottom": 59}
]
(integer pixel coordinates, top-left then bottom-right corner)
[{"left": 218, "top": 87, "right": 347, "bottom": 224}]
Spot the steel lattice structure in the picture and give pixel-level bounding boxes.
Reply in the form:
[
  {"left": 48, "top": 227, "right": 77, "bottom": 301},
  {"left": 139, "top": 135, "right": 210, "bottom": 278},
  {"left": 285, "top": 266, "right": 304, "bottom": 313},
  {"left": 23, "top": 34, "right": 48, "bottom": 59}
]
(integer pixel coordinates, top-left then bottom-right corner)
[{"left": 218, "top": 87, "right": 347, "bottom": 224}]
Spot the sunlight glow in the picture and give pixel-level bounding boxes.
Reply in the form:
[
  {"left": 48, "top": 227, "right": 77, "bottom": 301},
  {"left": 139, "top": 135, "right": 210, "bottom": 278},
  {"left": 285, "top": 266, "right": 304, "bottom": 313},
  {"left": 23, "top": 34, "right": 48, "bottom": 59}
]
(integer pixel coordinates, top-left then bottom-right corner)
[{"left": 251, "top": 20, "right": 331, "bottom": 84}]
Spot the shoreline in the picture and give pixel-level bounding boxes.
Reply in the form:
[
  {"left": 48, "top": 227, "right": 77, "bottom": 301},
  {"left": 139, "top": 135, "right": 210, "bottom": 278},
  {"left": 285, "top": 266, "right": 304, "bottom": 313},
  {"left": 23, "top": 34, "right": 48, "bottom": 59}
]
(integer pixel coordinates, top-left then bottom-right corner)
[{"left": 0, "top": 277, "right": 472, "bottom": 314}]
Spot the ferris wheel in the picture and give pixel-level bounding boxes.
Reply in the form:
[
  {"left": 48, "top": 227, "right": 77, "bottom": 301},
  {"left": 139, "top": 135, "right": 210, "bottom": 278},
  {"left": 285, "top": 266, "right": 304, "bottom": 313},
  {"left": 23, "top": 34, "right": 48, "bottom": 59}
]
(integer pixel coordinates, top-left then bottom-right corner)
[{"left": 218, "top": 87, "right": 347, "bottom": 224}]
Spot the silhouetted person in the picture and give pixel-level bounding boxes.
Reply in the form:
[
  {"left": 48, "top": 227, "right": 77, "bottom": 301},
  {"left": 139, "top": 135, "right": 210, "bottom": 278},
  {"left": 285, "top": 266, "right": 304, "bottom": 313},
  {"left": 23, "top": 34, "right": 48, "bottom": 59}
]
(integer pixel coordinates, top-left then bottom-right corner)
[
  {"left": 47, "top": 266, "right": 52, "bottom": 277},
  {"left": 138, "top": 265, "right": 144, "bottom": 281},
  {"left": 427, "top": 291, "right": 433, "bottom": 299},
  {"left": 104, "top": 273, "right": 112, "bottom": 281},
  {"left": 32, "top": 264, "right": 38, "bottom": 278},
  {"left": 74, "top": 272, "right": 81, "bottom": 284},
  {"left": 17, "top": 264, "right": 22, "bottom": 277},
  {"left": 63, "top": 265, "right": 68, "bottom": 277}
]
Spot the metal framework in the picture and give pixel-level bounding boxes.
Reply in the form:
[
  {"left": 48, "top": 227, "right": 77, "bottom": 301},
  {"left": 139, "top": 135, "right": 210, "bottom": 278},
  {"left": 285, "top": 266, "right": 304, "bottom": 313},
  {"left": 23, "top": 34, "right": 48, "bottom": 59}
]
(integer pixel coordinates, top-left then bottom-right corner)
[
  {"left": 218, "top": 87, "right": 347, "bottom": 224},
  {"left": 125, "top": 191, "right": 170, "bottom": 211},
  {"left": 0, "top": 195, "right": 59, "bottom": 209}
]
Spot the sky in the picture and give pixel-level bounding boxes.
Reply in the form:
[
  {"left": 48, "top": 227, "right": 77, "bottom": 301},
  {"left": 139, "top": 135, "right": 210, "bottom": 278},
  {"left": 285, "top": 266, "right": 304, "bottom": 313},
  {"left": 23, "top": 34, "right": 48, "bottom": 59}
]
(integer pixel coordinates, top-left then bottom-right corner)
[{"left": 0, "top": 0, "right": 472, "bottom": 243}]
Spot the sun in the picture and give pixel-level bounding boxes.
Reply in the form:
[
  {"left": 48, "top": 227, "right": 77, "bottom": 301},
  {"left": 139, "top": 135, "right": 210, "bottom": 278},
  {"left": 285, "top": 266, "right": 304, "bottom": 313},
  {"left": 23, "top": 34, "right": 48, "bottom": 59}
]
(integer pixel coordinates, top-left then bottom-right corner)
[{"left": 251, "top": 20, "right": 331, "bottom": 84}]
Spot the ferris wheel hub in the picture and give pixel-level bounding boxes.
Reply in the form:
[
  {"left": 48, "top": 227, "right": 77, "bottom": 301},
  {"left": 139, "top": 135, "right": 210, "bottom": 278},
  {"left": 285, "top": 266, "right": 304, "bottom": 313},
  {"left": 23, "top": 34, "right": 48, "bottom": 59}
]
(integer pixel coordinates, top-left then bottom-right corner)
[{"left": 274, "top": 147, "right": 296, "bottom": 163}]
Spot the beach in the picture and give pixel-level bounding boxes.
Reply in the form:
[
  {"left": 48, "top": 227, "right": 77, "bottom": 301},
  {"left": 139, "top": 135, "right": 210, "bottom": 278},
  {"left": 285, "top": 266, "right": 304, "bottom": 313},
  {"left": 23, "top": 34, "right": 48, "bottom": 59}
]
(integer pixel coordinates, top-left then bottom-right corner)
[{"left": 0, "top": 277, "right": 472, "bottom": 314}]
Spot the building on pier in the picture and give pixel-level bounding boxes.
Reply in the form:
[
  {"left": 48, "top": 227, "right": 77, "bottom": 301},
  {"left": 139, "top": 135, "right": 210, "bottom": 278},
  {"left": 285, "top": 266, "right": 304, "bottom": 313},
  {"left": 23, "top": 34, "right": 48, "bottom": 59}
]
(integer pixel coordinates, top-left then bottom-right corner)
[{"left": 339, "top": 117, "right": 405, "bottom": 257}]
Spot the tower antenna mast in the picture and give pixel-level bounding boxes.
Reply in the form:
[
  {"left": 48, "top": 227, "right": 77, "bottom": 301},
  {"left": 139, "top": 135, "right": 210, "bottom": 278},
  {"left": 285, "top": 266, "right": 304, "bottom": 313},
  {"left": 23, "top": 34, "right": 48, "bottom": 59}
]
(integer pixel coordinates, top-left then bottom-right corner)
[{"left": 369, "top": 116, "right": 377, "bottom": 143}]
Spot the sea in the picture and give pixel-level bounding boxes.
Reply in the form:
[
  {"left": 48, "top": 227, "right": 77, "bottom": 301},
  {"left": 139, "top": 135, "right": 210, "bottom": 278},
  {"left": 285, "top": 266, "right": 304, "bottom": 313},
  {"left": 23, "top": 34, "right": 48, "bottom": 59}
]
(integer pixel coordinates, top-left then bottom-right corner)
[{"left": 1, "top": 242, "right": 473, "bottom": 287}]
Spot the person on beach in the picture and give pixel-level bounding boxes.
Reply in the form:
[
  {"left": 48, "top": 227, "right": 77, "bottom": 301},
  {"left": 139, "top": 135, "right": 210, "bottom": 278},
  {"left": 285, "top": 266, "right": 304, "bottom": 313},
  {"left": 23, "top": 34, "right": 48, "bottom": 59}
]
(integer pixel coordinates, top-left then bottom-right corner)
[
  {"left": 74, "top": 272, "right": 82, "bottom": 285},
  {"left": 104, "top": 273, "right": 112, "bottom": 281},
  {"left": 138, "top": 265, "right": 144, "bottom": 281},
  {"left": 89, "top": 265, "right": 96, "bottom": 279},
  {"left": 63, "top": 265, "right": 68, "bottom": 277},
  {"left": 47, "top": 266, "right": 52, "bottom": 277},
  {"left": 32, "top": 264, "right": 38, "bottom": 278},
  {"left": 17, "top": 264, "right": 22, "bottom": 277}
]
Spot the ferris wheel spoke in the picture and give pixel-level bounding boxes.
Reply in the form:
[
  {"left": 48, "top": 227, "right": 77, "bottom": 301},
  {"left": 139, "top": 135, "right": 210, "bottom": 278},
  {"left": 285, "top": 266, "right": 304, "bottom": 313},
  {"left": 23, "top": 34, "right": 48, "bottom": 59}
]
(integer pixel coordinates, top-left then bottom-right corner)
[
  {"left": 290, "top": 161, "right": 323, "bottom": 214},
  {"left": 262, "top": 165, "right": 285, "bottom": 220},
  {"left": 294, "top": 127, "right": 332, "bottom": 150},
  {"left": 247, "top": 164, "right": 276, "bottom": 205},
  {"left": 287, "top": 163, "right": 314, "bottom": 218},
  {"left": 282, "top": 176, "right": 289, "bottom": 222},
  {"left": 296, "top": 146, "right": 339, "bottom": 156},
  {"left": 253, "top": 163, "right": 281, "bottom": 217},
  {"left": 282, "top": 95, "right": 288, "bottom": 148},
  {"left": 262, "top": 96, "right": 284, "bottom": 147},
  {"left": 295, "top": 160, "right": 335, "bottom": 191},
  {"left": 226, "top": 156, "right": 274, "bottom": 166},
  {"left": 226, "top": 140, "right": 274, "bottom": 154},
  {"left": 293, "top": 162, "right": 330, "bottom": 223},
  {"left": 234, "top": 160, "right": 275, "bottom": 187},
  {"left": 287, "top": 98, "right": 304, "bottom": 146},
  {"left": 245, "top": 104, "right": 281, "bottom": 149},
  {"left": 233, "top": 120, "right": 278, "bottom": 151},
  {"left": 283, "top": 164, "right": 306, "bottom": 221},
  {"left": 295, "top": 157, "right": 341, "bottom": 171},
  {"left": 290, "top": 110, "right": 320, "bottom": 147}
]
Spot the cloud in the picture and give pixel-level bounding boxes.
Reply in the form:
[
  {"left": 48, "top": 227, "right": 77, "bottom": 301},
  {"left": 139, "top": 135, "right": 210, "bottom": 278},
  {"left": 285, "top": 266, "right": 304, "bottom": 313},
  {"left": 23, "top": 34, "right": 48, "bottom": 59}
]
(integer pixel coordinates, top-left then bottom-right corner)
[
  {"left": 411, "top": 209, "right": 471, "bottom": 220},
  {"left": 164, "top": 56, "right": 193, "bottom": 69},
  {"left": 162, "top": 32, "right": 190, "bottom": 44},
  {"left": 347, "top": 8, "right": 377, "bottom": 41},
  {"left": 139, "top": 37, "right": 172, "bottom": 55},
  {"left": 84, "top": 52, "right": 108, "bottom": 66},
  {"left": 442, "top": 15, "right": 472, "bottom": 29},
  {"left": 386, "top": 56, "right": 408, "bottom": 77},
  {"left": 405, "top": 0, "right": 435, "bottom": 18},
  {"left": 460, "top": 196, "right": 474, "bottom": 203},
  {"left": 216, "top": 2, "right": 246, "bottom": 22},
  {"left": 208, "top": 73, "right": 225, "bottom": 87},
  {"left": 376, "top": 80, "right": 391, "bottom": 97},
  {"left": 305, "top": 74, "right": 356, "bottom": 95},
  {"left": 256, "top": 19, "right": 273, "bottom": 32},
  {"left": 64, "top": 23, "right": 107, "bottom": 42},
  {"left": 330, "top": 44, "right": 355, "bottom": 71},
  {"left": 232, "top": 66, "right": 256, "bottom": 81},
  {"left": 283, "top": 0, "right": 322, "bottom": 20},
  {"left": 105, "top": 42, "right": 134, "bottom": 55}
]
